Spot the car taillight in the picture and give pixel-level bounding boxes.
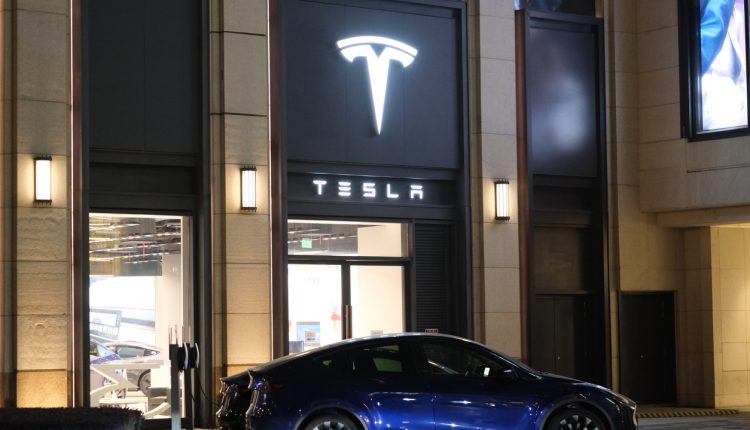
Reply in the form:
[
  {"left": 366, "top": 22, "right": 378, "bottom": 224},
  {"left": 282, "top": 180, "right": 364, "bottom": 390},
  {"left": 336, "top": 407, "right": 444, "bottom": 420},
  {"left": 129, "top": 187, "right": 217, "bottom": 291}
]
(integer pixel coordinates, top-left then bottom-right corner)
[{"left": 247, "top": 378, "right": 284, "bottom": 417}]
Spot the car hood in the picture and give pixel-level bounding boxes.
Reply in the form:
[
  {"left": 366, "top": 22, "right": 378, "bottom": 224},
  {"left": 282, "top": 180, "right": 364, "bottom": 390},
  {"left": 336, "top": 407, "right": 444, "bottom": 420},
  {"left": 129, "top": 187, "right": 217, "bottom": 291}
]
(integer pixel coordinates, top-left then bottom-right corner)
[{"left": 538, "top": 372, "right": 636, "bottom": 408}]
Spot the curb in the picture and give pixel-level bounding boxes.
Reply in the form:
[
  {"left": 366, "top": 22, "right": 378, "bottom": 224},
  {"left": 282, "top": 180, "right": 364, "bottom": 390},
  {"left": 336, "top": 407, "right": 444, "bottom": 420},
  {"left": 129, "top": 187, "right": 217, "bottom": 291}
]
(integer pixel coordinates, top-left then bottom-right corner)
[{"left": 637, "top": 409, "right": 740, "bottom": 419}]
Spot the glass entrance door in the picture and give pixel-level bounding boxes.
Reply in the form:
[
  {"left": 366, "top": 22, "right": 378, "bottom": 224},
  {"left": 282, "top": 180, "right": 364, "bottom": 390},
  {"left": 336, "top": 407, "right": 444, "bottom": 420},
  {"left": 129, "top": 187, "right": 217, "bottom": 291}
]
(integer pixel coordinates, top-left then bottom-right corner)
[
  {"left": 350, "top": 265, "right": 404, "bottom": 338},
  {"left": 288, "top": 263, "right": 405, "bottom": 352},
  {"left": 287, "top": 219, "right": 410, "bottom": 353}
]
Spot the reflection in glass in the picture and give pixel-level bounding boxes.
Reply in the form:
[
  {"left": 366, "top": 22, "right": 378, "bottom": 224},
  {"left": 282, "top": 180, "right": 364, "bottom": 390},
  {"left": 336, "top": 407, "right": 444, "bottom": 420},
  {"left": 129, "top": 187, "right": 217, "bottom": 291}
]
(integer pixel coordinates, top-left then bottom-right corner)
[
  {"left": 700, "top": 0, "right": 748, "bottom": 130},
  {"left": 88, "top": 214, "right": 188, "bottom": 419},
  {"left": 514, "top": 0, "right": 594, "bottom": 15}
]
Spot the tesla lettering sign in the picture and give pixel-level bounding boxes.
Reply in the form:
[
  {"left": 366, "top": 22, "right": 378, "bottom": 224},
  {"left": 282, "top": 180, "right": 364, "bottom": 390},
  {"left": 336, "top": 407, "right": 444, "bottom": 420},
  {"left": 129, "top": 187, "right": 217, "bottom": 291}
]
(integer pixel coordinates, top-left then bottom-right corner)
[
  {"left": 313, "top": 179, "right": 424, "bottom": 200},
  {"left": 337, "top": 36, "right": 418, "bottom": 135},
  {"left": 286, "top": 173, "right": 456, "bottom": 207}
]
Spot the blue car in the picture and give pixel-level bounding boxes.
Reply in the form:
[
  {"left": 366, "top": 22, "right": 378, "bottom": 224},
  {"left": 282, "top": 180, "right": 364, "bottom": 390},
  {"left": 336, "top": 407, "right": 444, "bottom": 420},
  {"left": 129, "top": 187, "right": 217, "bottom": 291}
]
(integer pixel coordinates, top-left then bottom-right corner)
[{"left": 217, "top": 333, "right": 637, "bottom": 430}]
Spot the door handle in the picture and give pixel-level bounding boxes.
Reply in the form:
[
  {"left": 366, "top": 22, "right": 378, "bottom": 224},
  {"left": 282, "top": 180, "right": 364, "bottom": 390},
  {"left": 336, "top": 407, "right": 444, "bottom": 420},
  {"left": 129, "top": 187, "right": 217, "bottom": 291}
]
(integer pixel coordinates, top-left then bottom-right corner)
[{"left": 343, "top": 305, "right": 353, "bottom": 339}]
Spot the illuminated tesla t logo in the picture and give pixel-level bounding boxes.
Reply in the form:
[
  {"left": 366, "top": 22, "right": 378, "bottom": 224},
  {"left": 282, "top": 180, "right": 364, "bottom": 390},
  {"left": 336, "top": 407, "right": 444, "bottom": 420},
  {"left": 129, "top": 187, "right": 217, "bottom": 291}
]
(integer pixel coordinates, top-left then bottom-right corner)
[{"left": 337, "top": 36, "right": 418, "bottom": 135}]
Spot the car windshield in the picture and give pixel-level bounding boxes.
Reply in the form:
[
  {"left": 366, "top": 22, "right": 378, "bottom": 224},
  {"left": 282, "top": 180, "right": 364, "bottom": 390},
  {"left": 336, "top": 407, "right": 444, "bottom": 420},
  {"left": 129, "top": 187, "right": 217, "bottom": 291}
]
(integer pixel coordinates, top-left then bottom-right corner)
[{"left": 91, "top": 342, "right": 115, "bottom": 357}]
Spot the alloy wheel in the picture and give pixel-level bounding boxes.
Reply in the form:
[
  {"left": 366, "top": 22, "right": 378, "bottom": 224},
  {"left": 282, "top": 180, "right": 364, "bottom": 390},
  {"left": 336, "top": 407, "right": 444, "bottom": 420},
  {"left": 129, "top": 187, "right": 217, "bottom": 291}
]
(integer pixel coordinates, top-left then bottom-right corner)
[
  {"left": 546, "top": 408, "right": 606, "bottom": 430},
  {"left": 557, "top": 414, "right": 600, "bottom": 430},
  {"left": 305, "top": 414, "right": 358, "bottom": 430},
  {"left": 311, "top": 421, "right": 349, "bottom": 430}
]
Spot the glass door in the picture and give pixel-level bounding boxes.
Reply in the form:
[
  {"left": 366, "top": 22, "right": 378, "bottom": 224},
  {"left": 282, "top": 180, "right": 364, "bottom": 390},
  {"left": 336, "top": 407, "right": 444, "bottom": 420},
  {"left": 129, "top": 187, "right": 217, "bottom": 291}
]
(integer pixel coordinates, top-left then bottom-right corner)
[
  {"left": 350, "top": 265, "right": 404, "bottom": 338},
  {"left": 88, "top": 213, "right": 191, "bottom": 420},
  {"left": 287, "top": 220, "right": 410, "bottom": 352}
]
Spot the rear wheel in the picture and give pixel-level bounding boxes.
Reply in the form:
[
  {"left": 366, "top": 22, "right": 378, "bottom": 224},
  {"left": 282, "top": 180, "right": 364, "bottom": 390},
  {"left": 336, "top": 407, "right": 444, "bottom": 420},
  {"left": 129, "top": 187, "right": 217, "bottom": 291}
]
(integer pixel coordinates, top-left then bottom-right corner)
[
  {"left": 545, "top": 407, "right": 606, "bottom": 430},
  {"left": 138, "top": 370, "right": 151, "bottom": 396},
  {"left": 303, "top": 413, "right": 358, "bottom": 430}
]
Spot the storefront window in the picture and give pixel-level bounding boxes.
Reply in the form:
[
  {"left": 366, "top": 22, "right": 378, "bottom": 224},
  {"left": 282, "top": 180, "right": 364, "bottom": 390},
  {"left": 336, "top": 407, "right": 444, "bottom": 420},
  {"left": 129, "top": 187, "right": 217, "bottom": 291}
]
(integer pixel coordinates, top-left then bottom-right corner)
[
  {"left": 88, "top": 213, "right": 190, "bottom": 420},
  {"left": 288, "top": 220, "right": 408, "bottom": 257}
]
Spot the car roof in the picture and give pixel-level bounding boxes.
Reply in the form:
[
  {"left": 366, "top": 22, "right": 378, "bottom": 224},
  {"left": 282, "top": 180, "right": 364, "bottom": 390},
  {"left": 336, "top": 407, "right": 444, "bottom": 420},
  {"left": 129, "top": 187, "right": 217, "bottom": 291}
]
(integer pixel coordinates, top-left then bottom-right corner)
[
  {"left": 251, "top": 332, "right": 517, "bottom": 373},
  {"left": 104, "top": 340, "right": 160, "bottom": 350}
]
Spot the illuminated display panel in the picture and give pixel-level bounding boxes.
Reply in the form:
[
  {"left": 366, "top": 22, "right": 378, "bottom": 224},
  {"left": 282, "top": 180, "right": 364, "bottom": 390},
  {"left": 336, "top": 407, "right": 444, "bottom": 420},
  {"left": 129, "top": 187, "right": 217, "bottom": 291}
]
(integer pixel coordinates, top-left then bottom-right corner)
[
  {"left": 700, "top": 0, "right": 748, "bottom": 131},
  {"left": 681, "top": 0, "right": 750, "bottom": 138}
]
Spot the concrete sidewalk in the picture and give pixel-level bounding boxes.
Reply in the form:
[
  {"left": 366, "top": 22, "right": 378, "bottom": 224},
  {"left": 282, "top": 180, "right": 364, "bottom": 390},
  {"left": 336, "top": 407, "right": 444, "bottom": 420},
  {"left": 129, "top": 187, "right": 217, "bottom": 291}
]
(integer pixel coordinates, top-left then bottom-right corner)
[
  {"left": 638, "top": 406, "right": 750, "bottom": 429},
  {"left": 637, "top": 405, "right": 741, "bottom": 419}
]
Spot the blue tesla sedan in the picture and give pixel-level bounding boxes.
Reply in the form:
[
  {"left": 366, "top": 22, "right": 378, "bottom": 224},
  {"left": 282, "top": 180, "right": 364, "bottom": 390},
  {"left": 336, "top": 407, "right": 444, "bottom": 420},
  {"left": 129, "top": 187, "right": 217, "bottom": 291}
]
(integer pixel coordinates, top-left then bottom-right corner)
[{"left": 217, "top": 333, "right": 637, "bottom": 430}]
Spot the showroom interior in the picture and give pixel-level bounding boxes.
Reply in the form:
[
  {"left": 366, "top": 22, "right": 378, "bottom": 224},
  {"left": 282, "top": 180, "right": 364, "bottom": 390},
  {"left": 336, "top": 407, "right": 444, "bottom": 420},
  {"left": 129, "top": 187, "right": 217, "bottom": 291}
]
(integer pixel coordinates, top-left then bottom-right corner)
[{"left": 5, "top": 0, "right": 750, "bottom": 427}]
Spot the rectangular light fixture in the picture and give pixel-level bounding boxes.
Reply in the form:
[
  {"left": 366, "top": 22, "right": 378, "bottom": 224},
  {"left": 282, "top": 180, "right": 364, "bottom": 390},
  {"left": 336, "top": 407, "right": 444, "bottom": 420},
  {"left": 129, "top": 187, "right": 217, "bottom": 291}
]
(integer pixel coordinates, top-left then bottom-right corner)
[
  {"left": 494, "top": 179, "right": 509, "bottom": 222},
  {"left": 240, "top": 166, "right": 257, "bottom": 211},
  {"left": 34, "top": 156, "right": 52, "bottom": 203}
]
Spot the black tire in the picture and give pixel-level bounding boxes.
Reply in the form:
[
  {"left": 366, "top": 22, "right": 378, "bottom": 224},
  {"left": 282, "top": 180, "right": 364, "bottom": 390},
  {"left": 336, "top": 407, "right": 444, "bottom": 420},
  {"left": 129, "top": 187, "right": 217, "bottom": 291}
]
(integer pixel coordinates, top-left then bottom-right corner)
[
  {"left": 138, "top": 370, "right": 151, "bottom": 396},
  {"left": 303, "top": 413, "right": 359, "bottom": 430},
  {"left": 545, "top": 407, "right": 606, "bottom": 430}
]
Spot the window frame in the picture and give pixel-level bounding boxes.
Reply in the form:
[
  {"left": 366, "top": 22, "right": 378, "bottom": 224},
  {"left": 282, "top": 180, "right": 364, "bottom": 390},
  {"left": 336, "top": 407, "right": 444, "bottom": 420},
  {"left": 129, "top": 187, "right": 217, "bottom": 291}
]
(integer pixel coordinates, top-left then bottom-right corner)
[{"left": 680, "top": 0, "right": 750, "bottom": 140}]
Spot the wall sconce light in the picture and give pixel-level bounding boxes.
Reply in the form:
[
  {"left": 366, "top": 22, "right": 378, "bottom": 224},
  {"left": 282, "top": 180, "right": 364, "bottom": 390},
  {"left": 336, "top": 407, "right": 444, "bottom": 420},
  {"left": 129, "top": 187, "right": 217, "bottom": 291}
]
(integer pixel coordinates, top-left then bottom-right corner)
[
  {"left": 494, "top": 179, "right": 510, "bottom": 222},
  {"left": 34, "top": 156, "right": 52, "bottom": 204},
  {"left": 240, "top": 166, "right": 257, "bottom": 211}
]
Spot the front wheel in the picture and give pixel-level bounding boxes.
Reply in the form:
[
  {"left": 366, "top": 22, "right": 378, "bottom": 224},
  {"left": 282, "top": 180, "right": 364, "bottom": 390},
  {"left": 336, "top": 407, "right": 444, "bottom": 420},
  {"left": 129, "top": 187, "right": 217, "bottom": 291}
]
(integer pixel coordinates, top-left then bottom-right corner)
[
  {"left": 545, "top": 407, "right": 606, "bottom": 430},
  {"left": 303, "top": 413, "right": 358, "bottom": 430}
]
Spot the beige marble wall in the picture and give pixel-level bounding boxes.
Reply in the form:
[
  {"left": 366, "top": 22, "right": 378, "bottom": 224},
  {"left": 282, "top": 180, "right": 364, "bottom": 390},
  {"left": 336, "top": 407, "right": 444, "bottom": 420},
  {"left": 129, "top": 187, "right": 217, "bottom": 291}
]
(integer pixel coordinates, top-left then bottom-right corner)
[
  {"left": 468, "top": 0, "right": 522, "bottom": 359},
  {"left": 210, "top": 0, "right": 272, "bottom": 384},
  {"left": 636, "top": 0, "right": 750, "bottom": 213},
  {"left": 636, "top": 0, "right": 684, "bottom": 211},
  {"left": 2, "top": 0, "right": 72, "bottom": 407},
  {"left": 678, "top": 228, "right": 714, "bottom": 406},
  {"left": 710, "top": 227, "right": 750, "bottom": 407},
  {"left": 0, "top": 3, "right": 7, "bottom": 403},
  {"left": 605, "top": 0, "right": 686, "bottom": 391}
]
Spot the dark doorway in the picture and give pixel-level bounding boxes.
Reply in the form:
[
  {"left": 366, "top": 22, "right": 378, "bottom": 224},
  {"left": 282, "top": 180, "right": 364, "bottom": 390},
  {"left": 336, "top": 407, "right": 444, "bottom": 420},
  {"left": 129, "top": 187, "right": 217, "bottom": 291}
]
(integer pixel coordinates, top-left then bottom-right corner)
[
  {"left": 619, "top": 292, "right": 676, "bottom": 404},
  {"left": 532, "top": 295, "right": 600, "bottom": 383}
]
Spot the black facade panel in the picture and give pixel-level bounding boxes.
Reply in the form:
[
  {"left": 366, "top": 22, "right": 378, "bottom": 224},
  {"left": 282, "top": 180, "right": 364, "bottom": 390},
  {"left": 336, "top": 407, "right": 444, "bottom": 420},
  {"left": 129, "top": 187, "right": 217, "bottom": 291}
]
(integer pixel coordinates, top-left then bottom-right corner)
[
  {"left": 90, "top": 163, "right": 195, "bottom": 195},
  {"left": 523, "top": 11, "right": 608, "bottom": 386},
  {"left": 284, "top": 0, "right": 461, "bottom": 169},
  {"left": 145, "top": 0, "right": 202, "bottom": 154},
  {"left": 86, "top": 0, "right": 201, "bottom": 154},
  {"left": 531, "top": 295, "right": 602, "bottom": 384},
  {"left": 527, "top": 21, "right": 599, "bottom": 177},
  {"left": 414, "top": 224, "right": 451, "bottom": 333},
  {"left": 87, "top": 0, "right": 146, "bottom": 151},
  {"left": 533, "top": 226, "right": 592, "bottom": 292}
]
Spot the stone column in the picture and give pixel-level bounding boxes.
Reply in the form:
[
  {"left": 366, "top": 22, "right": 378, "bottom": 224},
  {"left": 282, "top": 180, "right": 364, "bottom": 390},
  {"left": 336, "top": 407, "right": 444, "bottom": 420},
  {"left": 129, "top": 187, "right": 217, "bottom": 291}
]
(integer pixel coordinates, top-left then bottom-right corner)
[
  {"left": 468, "top": 0, "right": 522, "bottom": 359},
  {"left": 210, "top": 0, "right": 272, "bottom": 388},
  {"left": 3, "top": 0, "right": 71, "bottom": 407}
]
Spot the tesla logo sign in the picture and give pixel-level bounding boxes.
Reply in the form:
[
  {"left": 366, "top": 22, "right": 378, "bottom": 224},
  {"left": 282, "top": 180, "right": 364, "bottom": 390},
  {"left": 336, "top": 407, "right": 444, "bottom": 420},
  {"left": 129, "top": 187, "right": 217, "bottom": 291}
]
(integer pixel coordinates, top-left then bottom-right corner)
[
  {"left": 313, "top": 179, "right": 424, "bottom": 200},
  {"left": 337, "top": 36, "right": 418, "bottom": 135}
]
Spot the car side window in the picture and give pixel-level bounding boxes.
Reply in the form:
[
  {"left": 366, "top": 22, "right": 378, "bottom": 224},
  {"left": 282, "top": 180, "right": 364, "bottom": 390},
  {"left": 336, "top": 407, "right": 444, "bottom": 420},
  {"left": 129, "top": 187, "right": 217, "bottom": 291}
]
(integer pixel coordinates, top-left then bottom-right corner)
[
  {"left": 420, "top": 342, "right": 515, "bottom": 380},
  {"left": 116, "top": 346, "right": 145, "bottom": 358},
  {"left": 311, "top": 351, "right": 348, "bottom": 374},
  {"left": 350, "top": 344, "right": 405, "bottom": 376}
]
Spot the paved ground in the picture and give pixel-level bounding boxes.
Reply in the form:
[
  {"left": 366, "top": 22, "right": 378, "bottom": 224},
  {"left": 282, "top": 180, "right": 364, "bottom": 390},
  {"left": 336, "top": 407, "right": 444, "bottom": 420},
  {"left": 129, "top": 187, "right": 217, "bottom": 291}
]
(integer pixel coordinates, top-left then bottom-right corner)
[{"left": 639, "top": 412, "right": 750, "bottom": 429}]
